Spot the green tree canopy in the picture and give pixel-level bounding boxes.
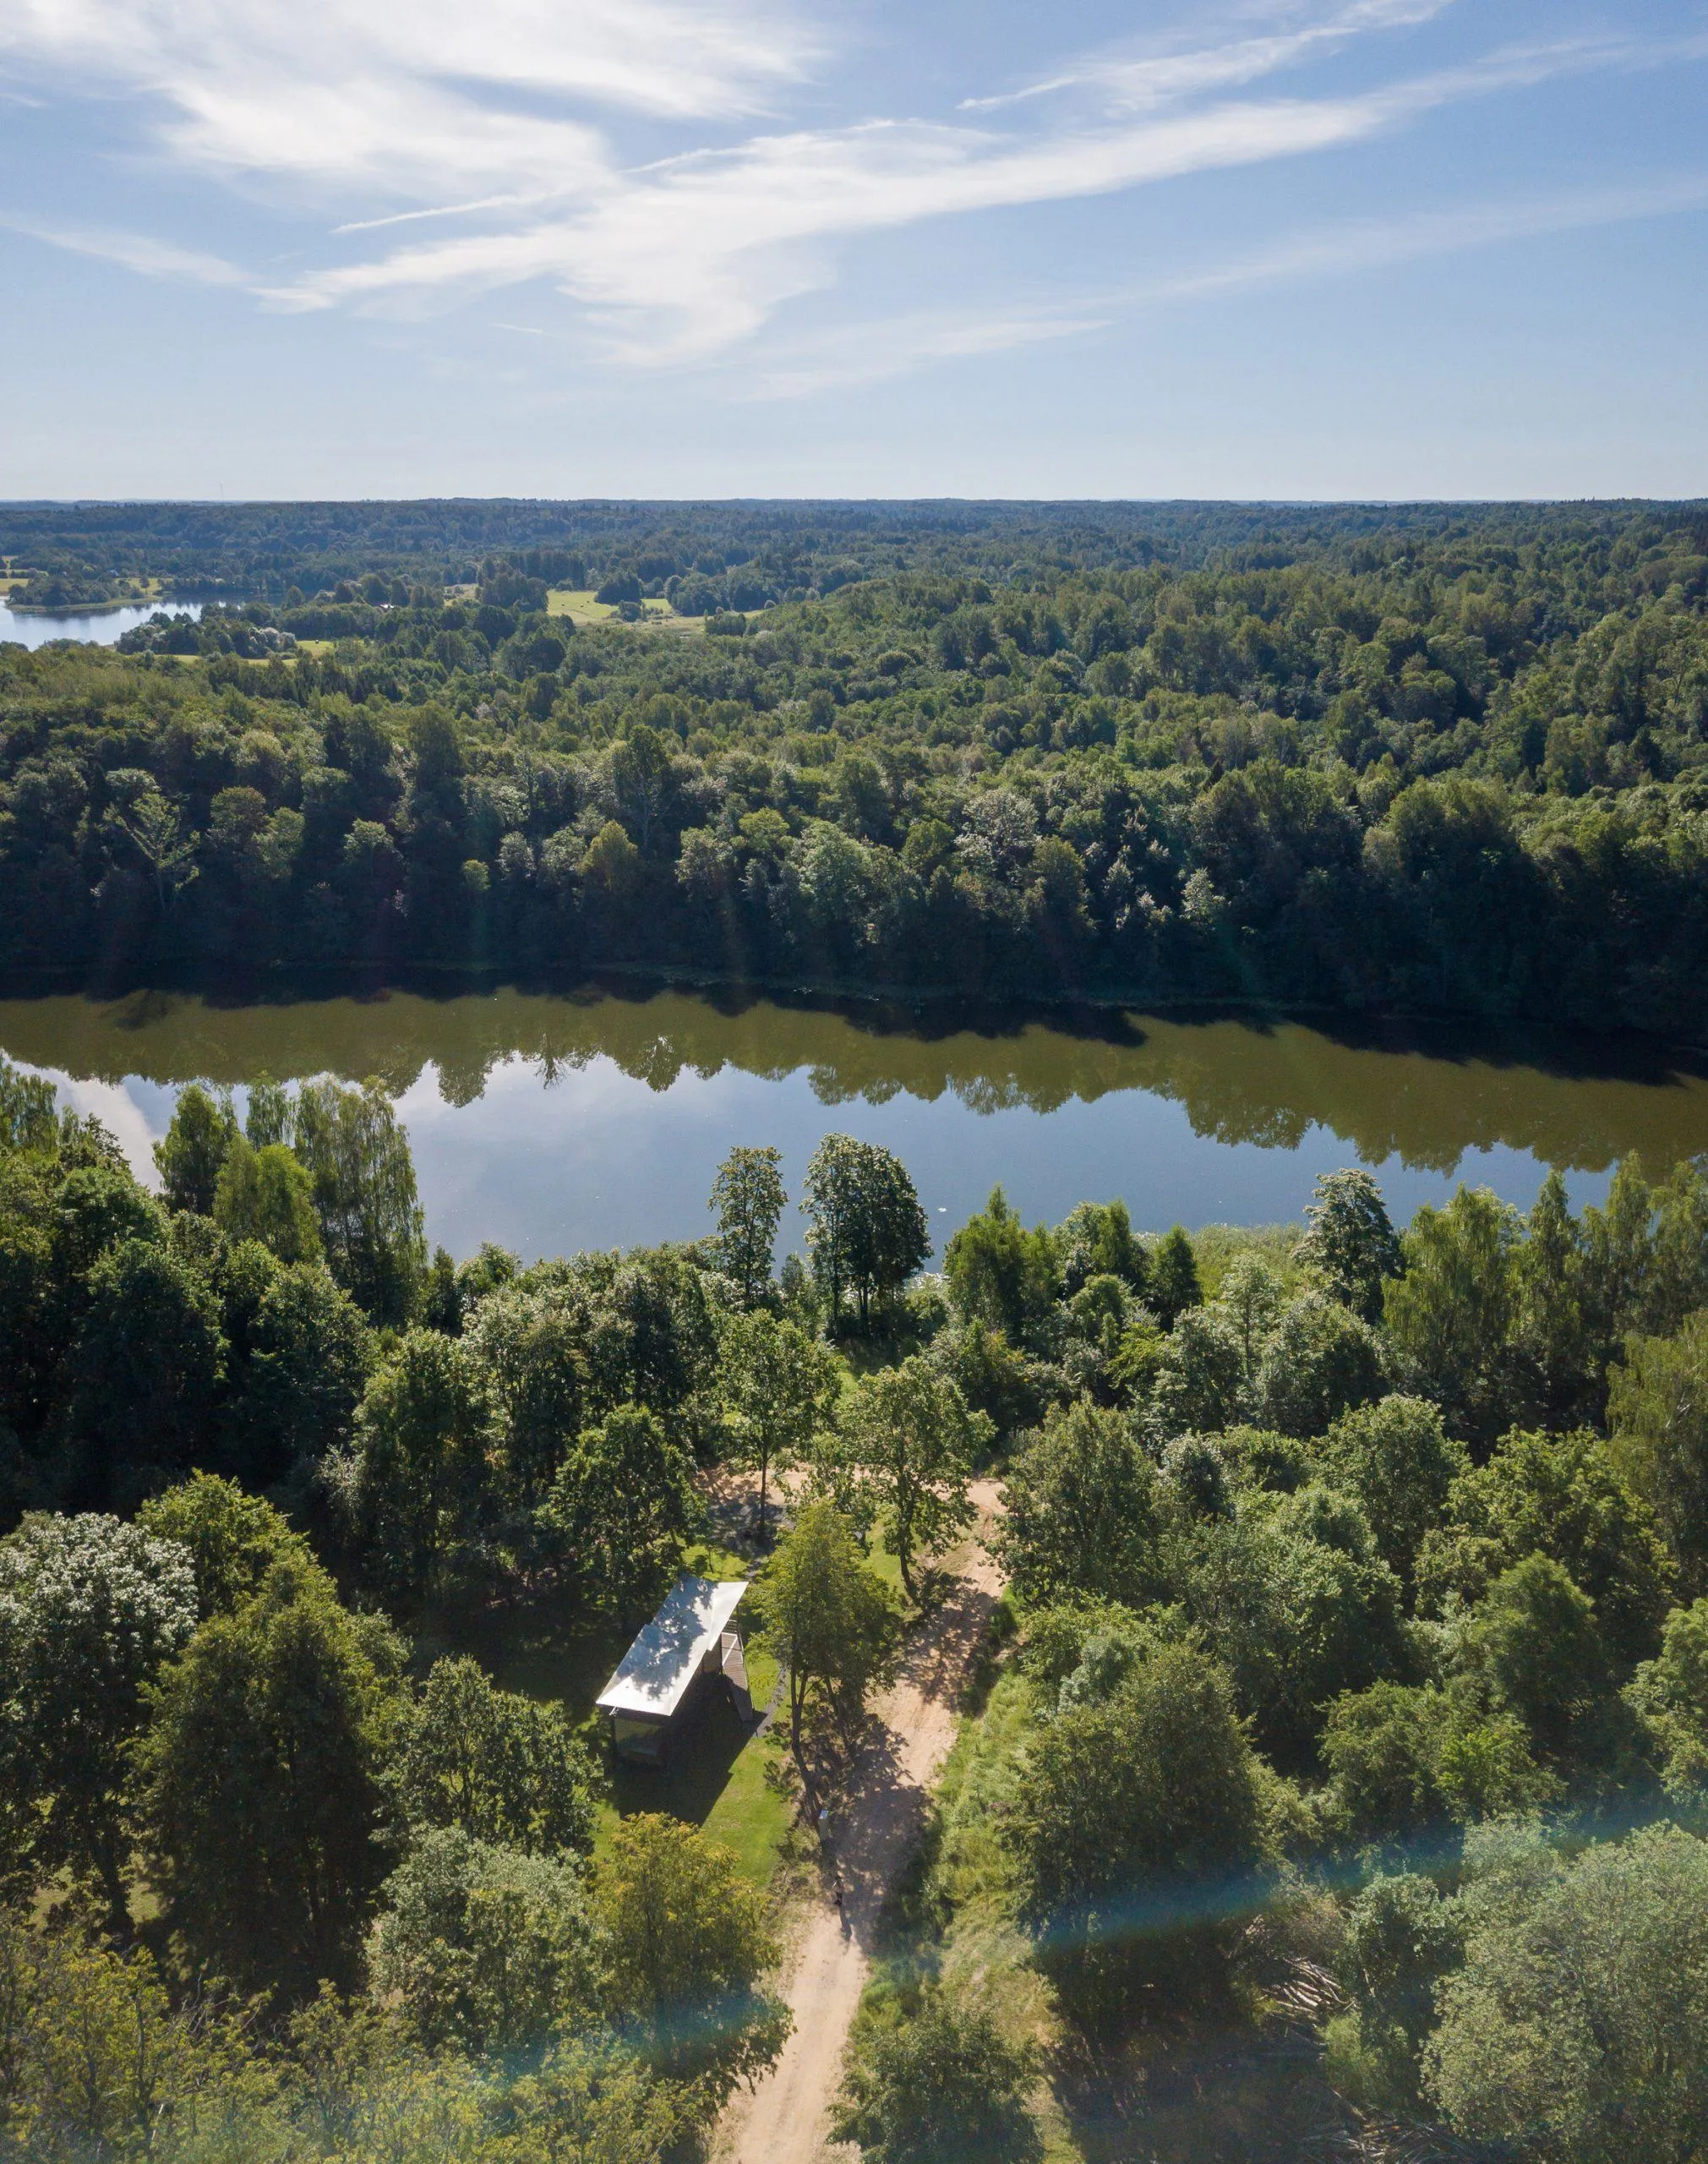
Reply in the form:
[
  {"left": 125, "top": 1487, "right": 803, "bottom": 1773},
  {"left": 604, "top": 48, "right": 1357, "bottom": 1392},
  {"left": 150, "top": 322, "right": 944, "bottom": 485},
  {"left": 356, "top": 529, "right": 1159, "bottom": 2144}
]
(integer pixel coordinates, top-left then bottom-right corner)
[
  {"left": 1416, "top": 1426, "right": 1675, "bottom": 1665},
  {"left": 828, "top": 1357, "right": 987, "bottom": 1596},
  {"left": 717, "top": 1308, "right": 839, "bottom": 1541},
  {"left": 752, "top": 1499, "right": 901, "bottom": 1802},
  {"left": 1005, "top": 1640, "right": 1267, "bottom": 2025},
  {"left": 831, "top": 1985, "right": 1041, "bottom": 2164},
  {"left": 545, "top": 1405, "right": 698, "bottom": 1627},
  {"left": 1427, "top": 1821, "right": 1708, "bottom": 2164},
  {"left": 153, "top": 1084, "right": 238, "bottom": 1217},
  {"left": 1607, "top": 1309, "right": 1708, "bottom": 1596},
  {"left": 0, "top": 1512, "right": 197, "bottom": 1927},
  {"left": 1318, "top": 1393, "right": 1468, "bottom": 1598},
  {"left": 942, "top": 1186, "right": 1059, "bottom": 1344},
  {"left": 213, "top": 1133, "right": 324, "bottom": 1265},
  {"left": 137, "top": 1556, "right": 408, "bottom": 1999},
  {"left": 369, "top": 1826, "right": 595, "bottom": 2057},
  {"left": 1295, "top": 1167, "right": 1403, "bottom": 1321},
  {"left": 802, "top": 1134, "right": 929, "bottom": 1331},
  {"left": 231, "top": 1259, "right": 374, "bottom": 1485},
  {"left": 344, "top": 1328, "right": 494, "bottom": 1601},
  {"left": 1147, "top": 1226, "right": 1201, "bottom": 1327},
  {"left": 137, "top": 1471, "right": 313, "bottom": 1617},
  {"left": 997, "top": 1398, "right": 1165, "bottom": 1609},
  {"left": 68, "top": 1238, "right": 224, "bottom": 1506},
  {"left": 292, "top": 1079, "right": 427, "bottom": 1325},
  {"left": 709, "top": 1144, "right": 786, "bottom": 1309},
  {"left": 1383, "top": 1185, "right": 1520, "bottom": 1446},
  {"left": 396, "top": 1654, "right": 594, "bottom": 1857},
  {"left": 1626, "top": 1597, "right": 1708, "bottom": 1801},
  {"left": 593, "top": 1813, "right": 790, "bottom": 2109}
]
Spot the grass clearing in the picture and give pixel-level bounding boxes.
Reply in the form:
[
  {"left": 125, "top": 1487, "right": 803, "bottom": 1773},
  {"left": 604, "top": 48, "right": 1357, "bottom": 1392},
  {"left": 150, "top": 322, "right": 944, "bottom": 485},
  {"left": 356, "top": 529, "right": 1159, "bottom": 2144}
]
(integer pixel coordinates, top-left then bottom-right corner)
[
  {"left": 432, "top": 1533, "right": 793, "bottom": 1886},
  {"left": 547, "top": 589, "right": 704, "bottom": 635}
]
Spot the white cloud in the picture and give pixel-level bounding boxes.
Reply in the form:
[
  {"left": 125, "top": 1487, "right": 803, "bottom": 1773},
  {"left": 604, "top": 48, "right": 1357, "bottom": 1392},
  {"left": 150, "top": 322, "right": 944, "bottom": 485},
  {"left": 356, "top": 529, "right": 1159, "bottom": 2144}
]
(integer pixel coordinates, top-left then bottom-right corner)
[
  {"left": 3, "top": 0, "right": 1702, "bottom": 376},
  {"left": 750, "top": 303, "right": 1113, "bottom": 397},
  {"left": 1134, "top": 173, "right": 1708, "bottom": 306},
  {"left": 960, "top": 0, "right": 1458, "bottom": 114},
  {"left": 0, "top": 0, "right": 813, "bottom": 198},
  {"left": 258, "top": 32, "right": 1660, "bottom": 358},
  {"left": 3, "top": 218, "right": 245, "bottom": 282}
]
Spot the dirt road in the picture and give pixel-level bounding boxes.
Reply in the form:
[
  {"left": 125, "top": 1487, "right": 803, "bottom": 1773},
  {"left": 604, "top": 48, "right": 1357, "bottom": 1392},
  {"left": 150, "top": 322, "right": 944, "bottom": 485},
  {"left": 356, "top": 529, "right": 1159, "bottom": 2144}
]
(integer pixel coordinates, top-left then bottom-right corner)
[{"left": 715, "top": 1489, "right": 1004, "bottom": 2164}]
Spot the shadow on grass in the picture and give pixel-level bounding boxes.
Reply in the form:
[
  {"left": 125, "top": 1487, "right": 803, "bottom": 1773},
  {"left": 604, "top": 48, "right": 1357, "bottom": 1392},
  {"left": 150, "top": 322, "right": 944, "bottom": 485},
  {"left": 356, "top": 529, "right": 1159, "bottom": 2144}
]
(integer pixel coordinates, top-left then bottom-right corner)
[{"left": 426, "top": 1590, "right": 779, "bottom": 1864}]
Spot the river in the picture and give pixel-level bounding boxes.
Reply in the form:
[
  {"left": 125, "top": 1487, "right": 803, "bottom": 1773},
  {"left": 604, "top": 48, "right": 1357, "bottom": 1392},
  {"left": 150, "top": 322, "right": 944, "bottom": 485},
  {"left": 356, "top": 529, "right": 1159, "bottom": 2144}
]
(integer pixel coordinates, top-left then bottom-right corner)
[{"left": 3, "top": 984, "right": 1706, "bottom": 1263}]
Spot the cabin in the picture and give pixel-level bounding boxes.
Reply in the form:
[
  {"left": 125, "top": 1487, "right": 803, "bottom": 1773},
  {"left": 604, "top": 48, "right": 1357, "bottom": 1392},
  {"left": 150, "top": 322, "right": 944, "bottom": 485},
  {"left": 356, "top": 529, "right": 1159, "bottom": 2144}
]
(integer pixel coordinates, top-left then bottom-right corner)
[{"left": 596, "top": 1573, "right": 754, "bottom": 1766}]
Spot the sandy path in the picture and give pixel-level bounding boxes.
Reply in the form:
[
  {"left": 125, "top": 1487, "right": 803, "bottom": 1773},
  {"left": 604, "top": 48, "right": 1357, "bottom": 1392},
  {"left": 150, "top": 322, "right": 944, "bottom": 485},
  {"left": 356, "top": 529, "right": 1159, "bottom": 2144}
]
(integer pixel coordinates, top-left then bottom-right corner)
[{"left": 715, "top": 1484, "right": 1005, "bottom": 2164}]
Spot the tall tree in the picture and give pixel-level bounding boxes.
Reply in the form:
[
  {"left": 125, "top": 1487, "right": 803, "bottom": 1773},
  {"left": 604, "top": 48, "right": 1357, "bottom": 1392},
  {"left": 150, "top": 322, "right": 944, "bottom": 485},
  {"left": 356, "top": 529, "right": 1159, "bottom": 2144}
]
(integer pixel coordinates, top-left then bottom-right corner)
[
  {"left": 832, "top": 1986, "right": 1042, "bottom": 2164},
  {"left": 1295, "top": 1167, "right": 1403, "bottom": 1322},
  {"left": 136, "top": 1557, "right": 408, "bottom": 2000},
  {"left": 545, "top": 1406, "right": 698, "bottom": 1627},
  {"left": 292, "top": 1079, "right": 427, "bottom": 1325},
  {"left": 152, "top": 1084, "right": 238, "bottom": 1218},
  {"left": 1427, "top": 1822, "right": 1708, "bottom": 2164},
  {"left": 594, "top": 1814, "right": 790, "bottom": 2108},
  {"left": 138, "top": 1472, "right": 313, "bottom": 1617},
  {"left": 369, "top": 1828, "right": 595, "bottom": 2057},
  {"left": 943, "top": 1186, "right": 1059, "bottom": 1343},
  {"left": 0, "top": 1514, "right": 197, "bottom": 1931},
  {"left": 829, "top": 1358, "right": 987, "bottom": 1597},
  {"left": 67, "top": 1238, "right": 226, "bottom": 1504},
  {"left": 1608, "top": 1311, "right": 1708, "bottom": 1596},
  {"left": 997, "top": 1398, "right": 1164, "bottom": 1609},
  {"left": 802, "top": 1135, "right": 929, "bottom": 1331},
  {"left": 1383, "top": 1185, "right": 1521, "bottom": 1446},
  {"left": 396, "top": 1655, "right": 594, "bottom": 1857},
  {"left": 753, "top": 1500, "right": 901, "bottom": 1801},
  {"left": 344, "top": 1329, "right": 494, "bottom": 1601},
  {"left": 718, "top": 1309, "right": 839, "bottom": 1541},
  {"left": 213, "top": 1134, "right": 323, "bottom": 1265},
  {"left": 1005, "top": 1641, "right": 1266, "bottom": 2027},
  {"left": 709, "top": 1145, "right": 786, "bottom": 1308}
]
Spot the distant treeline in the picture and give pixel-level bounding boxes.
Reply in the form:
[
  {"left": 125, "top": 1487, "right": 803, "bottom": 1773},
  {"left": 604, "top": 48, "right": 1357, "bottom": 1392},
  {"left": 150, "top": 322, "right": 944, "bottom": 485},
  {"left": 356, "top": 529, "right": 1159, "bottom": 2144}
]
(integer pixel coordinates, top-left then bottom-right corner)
[{"left": 2, "top": 501, "right": 1706, "bottom": 1036}]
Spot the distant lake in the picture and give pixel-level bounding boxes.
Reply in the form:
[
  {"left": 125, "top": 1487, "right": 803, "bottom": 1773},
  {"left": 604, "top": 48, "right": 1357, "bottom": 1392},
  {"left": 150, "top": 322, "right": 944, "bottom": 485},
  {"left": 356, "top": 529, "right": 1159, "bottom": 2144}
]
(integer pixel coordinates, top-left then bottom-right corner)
[
  {"left": 0, "top": 598, "right": 203, "bottom": 650},
  {"left": 3, "top": 985, "right": 1706, "bottom": 1263}
]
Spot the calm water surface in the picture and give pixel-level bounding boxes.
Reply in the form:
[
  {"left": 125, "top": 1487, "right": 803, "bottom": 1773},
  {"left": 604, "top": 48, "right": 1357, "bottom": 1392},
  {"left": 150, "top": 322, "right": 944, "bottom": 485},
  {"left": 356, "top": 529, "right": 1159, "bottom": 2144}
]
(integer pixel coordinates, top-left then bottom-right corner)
[
  {"left": 3, "top": 986, "right": 1706, "bottom": 1262},
  {"left": 0, "top": 599, "right": 203, "bottom": 650}
]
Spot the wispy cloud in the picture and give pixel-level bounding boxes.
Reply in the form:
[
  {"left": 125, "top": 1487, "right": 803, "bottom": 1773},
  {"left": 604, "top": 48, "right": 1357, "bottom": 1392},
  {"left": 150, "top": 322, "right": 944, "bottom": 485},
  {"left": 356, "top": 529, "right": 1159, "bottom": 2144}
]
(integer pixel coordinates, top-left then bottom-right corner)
[
  {"left": 749, "top": 304, "right": 1113, "bottom": 398},
  {"left": 3, "top": 0, "right": 1704, "bottom": 378},
  {"left": 257, "top": 30, "right": 1678, "bottom": 359},
  {"left": 1135, "top": 172, "right": 1708, "bottom": 306},
  {"left": 0, "top": 0, "right": 815, "bottom": 197},
  {"left": 960, "top": 0, "right": 1457, "bottom": 113},
  {"left": 743, "top": 171, "right": 1708, "bottom": 398},
  {"left": 2, "top": 218, "right": 245, "bottom": 283}
]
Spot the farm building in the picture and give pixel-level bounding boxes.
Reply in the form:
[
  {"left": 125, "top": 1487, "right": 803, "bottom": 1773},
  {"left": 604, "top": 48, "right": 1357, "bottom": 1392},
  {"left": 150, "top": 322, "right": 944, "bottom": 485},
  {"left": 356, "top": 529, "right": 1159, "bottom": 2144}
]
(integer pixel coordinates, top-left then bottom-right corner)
[{"left": 596, "top": 1573, "right": 754, "bottom": 1765}]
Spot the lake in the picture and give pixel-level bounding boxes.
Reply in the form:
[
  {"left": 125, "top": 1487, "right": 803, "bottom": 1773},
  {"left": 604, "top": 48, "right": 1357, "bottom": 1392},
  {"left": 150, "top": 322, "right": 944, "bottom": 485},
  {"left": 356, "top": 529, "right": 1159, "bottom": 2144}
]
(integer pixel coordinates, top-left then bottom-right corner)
[
  {"left": 4, "top": 984, "right": 1707, "bottom": 1264},
  {"left": 0, "top": 598, "right": 203, "bottom": 650}
]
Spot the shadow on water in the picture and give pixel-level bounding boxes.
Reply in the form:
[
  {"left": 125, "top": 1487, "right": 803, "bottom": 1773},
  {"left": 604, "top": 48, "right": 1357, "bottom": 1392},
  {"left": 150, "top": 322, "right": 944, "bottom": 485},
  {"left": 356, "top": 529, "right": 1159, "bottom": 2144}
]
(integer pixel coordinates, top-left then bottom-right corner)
[{"left": 2, "top": 974, "right": 1706, "bottom": 1178}]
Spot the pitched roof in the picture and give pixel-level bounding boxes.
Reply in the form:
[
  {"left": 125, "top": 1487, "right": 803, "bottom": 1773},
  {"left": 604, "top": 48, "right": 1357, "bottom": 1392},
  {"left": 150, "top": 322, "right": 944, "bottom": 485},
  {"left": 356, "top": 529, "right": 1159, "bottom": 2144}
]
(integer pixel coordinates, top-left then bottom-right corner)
[{"left": 595, "top": 1573, "right": 750, "bottom": 1720}]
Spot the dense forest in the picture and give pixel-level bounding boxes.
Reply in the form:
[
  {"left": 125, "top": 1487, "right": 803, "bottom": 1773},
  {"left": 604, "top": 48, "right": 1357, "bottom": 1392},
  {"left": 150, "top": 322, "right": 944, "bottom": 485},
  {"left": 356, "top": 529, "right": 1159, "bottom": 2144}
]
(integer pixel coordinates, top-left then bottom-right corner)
[
  {"left": 2, "top": 1034, "right": 1707, "bottom": 2162},
  {"left": 3, "top": 500, "right": 1708, "bottom": 1037}
]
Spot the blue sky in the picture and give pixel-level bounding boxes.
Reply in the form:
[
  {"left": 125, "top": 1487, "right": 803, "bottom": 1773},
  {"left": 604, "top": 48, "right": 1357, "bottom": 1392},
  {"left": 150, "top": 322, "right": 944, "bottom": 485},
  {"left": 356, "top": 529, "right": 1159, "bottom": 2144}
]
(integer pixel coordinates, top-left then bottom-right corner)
[{"left": 2, "top": 0, "right": 1705, "bottom": 499}]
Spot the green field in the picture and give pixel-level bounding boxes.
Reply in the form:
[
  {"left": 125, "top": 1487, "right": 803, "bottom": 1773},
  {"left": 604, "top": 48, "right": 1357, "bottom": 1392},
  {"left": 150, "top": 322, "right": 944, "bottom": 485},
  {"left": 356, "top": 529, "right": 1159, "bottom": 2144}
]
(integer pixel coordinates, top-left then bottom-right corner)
[{"left": 546, "top": 588, "right": 703, "bottom": 633}]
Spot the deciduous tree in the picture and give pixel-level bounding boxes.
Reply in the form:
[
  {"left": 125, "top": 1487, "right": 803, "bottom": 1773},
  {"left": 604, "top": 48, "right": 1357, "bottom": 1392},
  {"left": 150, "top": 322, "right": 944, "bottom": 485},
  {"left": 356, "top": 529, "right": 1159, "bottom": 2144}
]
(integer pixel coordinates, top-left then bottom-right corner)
[
  {"left": 137, "top": 1556, "right": 408, "bottom": 1999},
  {"left": 709, "top": 1145, "right": 786, "bottom": 1309}
]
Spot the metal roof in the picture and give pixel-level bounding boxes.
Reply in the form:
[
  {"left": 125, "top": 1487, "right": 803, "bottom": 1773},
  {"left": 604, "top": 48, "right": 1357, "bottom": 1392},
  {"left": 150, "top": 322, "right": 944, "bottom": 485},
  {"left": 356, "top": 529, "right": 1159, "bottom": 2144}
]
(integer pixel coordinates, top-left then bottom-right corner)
[{"left": 595, "top": 1574, "right": 750, "bottom": 1721}]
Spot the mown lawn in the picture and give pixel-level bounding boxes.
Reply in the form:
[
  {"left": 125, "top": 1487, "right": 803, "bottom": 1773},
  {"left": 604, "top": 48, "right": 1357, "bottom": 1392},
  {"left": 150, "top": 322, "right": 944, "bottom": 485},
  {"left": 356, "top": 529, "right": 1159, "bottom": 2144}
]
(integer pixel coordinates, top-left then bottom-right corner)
[{"left": 435, "top": 1536, "right": 793, "bottom": 1885}]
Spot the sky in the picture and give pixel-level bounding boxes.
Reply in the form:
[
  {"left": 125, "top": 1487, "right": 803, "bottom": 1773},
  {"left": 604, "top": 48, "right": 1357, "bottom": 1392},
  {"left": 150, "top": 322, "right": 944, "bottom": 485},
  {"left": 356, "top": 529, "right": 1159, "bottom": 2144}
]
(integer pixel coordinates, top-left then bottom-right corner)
[{"left": 1, "top": 0, "right": 1705, "bottom": 500}]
